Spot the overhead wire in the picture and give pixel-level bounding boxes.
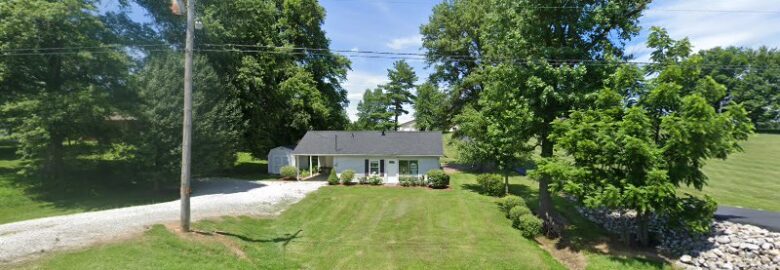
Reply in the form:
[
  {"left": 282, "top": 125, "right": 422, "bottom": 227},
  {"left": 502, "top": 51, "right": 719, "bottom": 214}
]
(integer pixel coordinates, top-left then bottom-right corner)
[
  {"left": 1, "top": 43, "right": 777, "bottom": 72},
  {"left": 321, "top": 1, "right": 780, "bottom": 14}
]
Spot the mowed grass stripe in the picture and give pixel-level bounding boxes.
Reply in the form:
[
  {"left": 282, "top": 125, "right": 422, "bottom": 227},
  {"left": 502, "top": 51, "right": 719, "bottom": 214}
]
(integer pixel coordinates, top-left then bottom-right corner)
[{"left": 683, "top": 134, "right": 780, "bottom": 211}]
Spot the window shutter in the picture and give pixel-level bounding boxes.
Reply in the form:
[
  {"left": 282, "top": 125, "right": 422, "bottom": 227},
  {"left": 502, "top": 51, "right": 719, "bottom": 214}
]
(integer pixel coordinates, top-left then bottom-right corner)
[
  {"left": 380, "top": 160, "right": 385, "bottom": 176},
  {"left": 364, "top": 159, "right": 369, "bottom": 176}
]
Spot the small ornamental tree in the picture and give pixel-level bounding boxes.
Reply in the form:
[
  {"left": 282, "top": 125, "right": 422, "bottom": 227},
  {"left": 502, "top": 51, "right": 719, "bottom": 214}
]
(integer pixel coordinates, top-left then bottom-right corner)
[
  {"left": 536, "top": 28, "right": 753, "bottom": 246},
  {"left": 327, "top": 169, "right": 339, "bottom": 185},
  {"left": 454, "top": 71, "right": 535, "bottom": 194}
]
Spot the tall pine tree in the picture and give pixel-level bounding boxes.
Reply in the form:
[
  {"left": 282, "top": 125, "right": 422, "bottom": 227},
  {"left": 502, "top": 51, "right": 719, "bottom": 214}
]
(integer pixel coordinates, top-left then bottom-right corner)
[{"left": 383, "top": 60, "right": 418, "bottom": 130}]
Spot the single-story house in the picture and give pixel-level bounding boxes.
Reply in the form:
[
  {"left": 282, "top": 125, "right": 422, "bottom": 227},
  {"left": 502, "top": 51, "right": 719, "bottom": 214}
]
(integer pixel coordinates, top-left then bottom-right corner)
[
  {"left": 292, "top": 131, "right": 443, "bottom": 184},
  {"left": 398, "top": 120, "right": 417, "bottom": 132},
  {"left": 267, "top": 146, "right": 295, "bottom": 174}
]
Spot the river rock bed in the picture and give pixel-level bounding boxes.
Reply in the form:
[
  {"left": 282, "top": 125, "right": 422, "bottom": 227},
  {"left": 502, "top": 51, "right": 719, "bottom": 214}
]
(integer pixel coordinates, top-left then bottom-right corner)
[
  {"left": 574, "top": 204, "right": 780, "bottom": 269},
  {"left": 673, "top": 221, "right": 780, "bottom": 270}
]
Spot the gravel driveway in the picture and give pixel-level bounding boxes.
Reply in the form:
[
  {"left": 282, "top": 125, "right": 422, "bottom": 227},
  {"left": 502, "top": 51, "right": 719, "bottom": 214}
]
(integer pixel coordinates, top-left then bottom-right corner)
[{"left": 0, "top": 179, "right": 325, "bottom": 264}]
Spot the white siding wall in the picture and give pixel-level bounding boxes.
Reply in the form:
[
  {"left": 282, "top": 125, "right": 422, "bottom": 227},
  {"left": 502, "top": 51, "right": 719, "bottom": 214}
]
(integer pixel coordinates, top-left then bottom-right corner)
[
  {"left": 333, "top": 156, "right": 441, "bottom": 179},
  {"left": 267, "top": 147, "right": 294, "bottom": 174}
]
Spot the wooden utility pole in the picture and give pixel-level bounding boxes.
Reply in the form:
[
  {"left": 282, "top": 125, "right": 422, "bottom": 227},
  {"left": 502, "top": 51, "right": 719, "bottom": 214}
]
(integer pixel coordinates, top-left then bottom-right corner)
[{"left": 179, "top": 0, "right": 195, "bottom": 232}]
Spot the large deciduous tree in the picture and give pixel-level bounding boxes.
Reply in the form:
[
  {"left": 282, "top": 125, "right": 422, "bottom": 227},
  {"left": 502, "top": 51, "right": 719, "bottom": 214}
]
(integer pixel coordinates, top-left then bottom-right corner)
[
  {"left": 421, "top": 0, "right": 489, "bottom": 118},
  {"left": 0, "top": 0, "right": 131, "bottom": 177},
  {"left": 538, "top": 29, "right": 753, "bottom": 246},
  {"left": 383, "top": 60, "right": 418, "bottom": 130},
  {"left": 474, "top": 0, "right": 651, "bottom": 231},
  {"left": 133, "top": 0, "right": 351, "bottom": 156},
  {"left": 698, "top": 46, "right": 780, "bottom": 129}
]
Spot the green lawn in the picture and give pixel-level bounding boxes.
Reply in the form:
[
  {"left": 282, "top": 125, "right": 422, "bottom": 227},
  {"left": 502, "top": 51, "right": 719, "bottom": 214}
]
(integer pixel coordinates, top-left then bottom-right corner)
[
  {"left": 681, "top": 133, "right": 780, "bottom": 211},
  {"left": 0, "top": 142, "right": 179, "bottom": 224},
  {"left": 0, "top": 141, "right": 271, "bottom": 224},
  {"left": 20, "top": 172, "right": 671, "bottom": 270},
  {"left": 446, "top": 132, "right": 780, "bottom": 212}
]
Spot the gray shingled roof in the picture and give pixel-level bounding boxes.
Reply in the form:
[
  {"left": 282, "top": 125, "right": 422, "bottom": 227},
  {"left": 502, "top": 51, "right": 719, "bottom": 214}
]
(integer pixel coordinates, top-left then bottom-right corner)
[{"left": 292, "top": 131, "right": 443, "bottom": 156}]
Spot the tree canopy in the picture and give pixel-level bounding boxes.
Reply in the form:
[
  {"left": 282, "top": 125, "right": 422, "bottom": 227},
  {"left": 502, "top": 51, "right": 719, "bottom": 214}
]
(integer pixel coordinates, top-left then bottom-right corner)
[
  {"left": 383, "top": 60, "right": 418, "bottom": 130},
  {"left": 0, "top": 0, "right": 132, "bottom": 177},
  {"left": 354, "top": 87, "right": 394, "bottom": 131},
  {"left": 133, "top": 0, "right": 351, "bottom": 156},
  {"left": 435, "top": 0, "right": 651, "bottom": 232},
  {"left": 537, "top": 29, "right": 753, "bottom": 246},
  {"left": 413, "top": 83, "right": 449, "bottom": 131}
]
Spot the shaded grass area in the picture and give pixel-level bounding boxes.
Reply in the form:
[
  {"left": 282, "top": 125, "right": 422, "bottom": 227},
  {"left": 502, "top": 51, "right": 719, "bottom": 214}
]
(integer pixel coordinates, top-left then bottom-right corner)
[
  {"left": 23, "top": 174, "right": 565, "bottom": 269},
  {"left": 453, "top": 173, "right": 669, "bottom": 270},
  {"left": 0, "top": 140, "right": 271, "bottom": 224},
  {"left": 681, "top": 134, "right": 780, "bottom": 211},
  {"left": 0, "top": 142, "right": 177, "bottom": 224},
  {"left": 219, "top": 152, "right": 273, "bottom": 180}
]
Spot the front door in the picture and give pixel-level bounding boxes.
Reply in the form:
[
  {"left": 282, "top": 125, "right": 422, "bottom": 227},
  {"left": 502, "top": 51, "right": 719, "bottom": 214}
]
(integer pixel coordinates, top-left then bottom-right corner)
[{"left": 386, "top": 159, "right": 399, "bottom": 184}]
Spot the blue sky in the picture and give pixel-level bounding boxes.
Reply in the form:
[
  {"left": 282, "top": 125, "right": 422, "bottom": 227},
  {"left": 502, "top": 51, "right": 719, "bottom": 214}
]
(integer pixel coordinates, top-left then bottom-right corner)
[{"left": 102, "top": 0, "right": 780, "bottom": 123}]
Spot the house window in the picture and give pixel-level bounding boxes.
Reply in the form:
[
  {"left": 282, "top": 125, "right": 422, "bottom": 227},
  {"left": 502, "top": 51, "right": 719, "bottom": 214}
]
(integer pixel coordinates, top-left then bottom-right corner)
[
  {"left": 399, "top": 160, "right": 419, "bottom": 176},
  {"left": 369, "top": 160, "right": 380, "bottom": 175}
]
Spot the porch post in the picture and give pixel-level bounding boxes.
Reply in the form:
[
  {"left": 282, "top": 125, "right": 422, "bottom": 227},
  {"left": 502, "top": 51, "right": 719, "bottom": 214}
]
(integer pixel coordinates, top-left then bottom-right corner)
[
  {"left": 309, "top": 156, "right": 313, "bottom": 177},
  {"left": 295, "top": 155, "right": 299, "bottom": 181}
]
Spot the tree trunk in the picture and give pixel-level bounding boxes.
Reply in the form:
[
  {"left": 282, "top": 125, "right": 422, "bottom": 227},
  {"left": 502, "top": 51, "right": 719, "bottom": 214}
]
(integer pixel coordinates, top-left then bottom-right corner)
[
  {"left": 637, "top": 212, "right": 650, "bottom": 247},
  {"left": 538, "top": 119, "right": 558, "bottom": 236},
  {"left": 47, "top": 134, "right": 64, "bottom": 180},
  {"left": 504, "top": 173, "right": 509, "bottom": 195},
  {"left": 394, "top": 112, "right": 399, "bottom": 131}
]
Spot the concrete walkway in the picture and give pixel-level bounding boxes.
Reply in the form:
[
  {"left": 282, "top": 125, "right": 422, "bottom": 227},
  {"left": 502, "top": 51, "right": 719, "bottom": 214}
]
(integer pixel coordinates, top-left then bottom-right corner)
[
  {"left": 0, "top": 179, "right": 325, "bottom": 265},
  {"left": 715, "top": 206, "right": 780, "bottom": 232}
]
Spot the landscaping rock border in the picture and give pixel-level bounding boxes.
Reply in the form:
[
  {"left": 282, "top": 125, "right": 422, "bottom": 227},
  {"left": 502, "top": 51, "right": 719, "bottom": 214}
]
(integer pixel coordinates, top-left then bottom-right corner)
[{"left": 573, "top": 202, "right": 780, "bottom": 270}]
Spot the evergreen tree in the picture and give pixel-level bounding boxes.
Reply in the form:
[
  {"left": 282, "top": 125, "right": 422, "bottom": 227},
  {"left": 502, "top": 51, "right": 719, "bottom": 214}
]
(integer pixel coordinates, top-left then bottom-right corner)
[
  {"left": 355, "top": 88, "right": 394, "bottom": 131},
  {"left": 383, "top": 60, "right": 418, "bottom": 130}
]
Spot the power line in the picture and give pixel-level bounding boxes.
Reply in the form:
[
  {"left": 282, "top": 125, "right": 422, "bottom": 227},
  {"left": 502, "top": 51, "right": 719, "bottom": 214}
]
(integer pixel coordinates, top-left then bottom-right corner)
[
  {"left": 0, "top": 44, "right": 170, "bottom": 52},
  {"left": 1, "top": 44, "right": 777, "bottom": 71},
  {"left": 321, "top": 1, "right": 780, "bottom": 14}
]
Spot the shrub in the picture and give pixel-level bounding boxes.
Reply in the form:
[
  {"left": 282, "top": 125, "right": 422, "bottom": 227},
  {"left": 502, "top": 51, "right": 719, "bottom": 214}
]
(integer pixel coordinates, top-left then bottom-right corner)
[
  {"left": 280, "top": 166, "right": 297, "bottom": 180},
  {"left": 414, "top": 177, "right": 426, "bottom": 186},
  {"left": 426, "top": 170, "right": 450, "bottom": 189},
  {"left": 368, "top": 175, "right": 383, "bottom": 185},
  {"left": 499, "top": 195, "right": 525, "bottom": 217},
  {"left": 340, "top": 169, "right": 355, "bottom": 185},
  {"left": 476, "top": 174, "right": 503, "bottom": 196},
  {"left": 358, "top": 176, "right": 369, "bottom": 185},
  {"left": 399, "top": 176, "right": 412, "bottom": 187},
  {"left": 516, "top": 214, "right": 543, "bottom": 238},
  {"left": 327, "top": 169, "right": 339, "bottom": 185},
  {"left": 508, "top": 206, "right": 532, "bottom": 225},
  {"left": 400, "top": 176, "right": 422, "bottom": 187}
]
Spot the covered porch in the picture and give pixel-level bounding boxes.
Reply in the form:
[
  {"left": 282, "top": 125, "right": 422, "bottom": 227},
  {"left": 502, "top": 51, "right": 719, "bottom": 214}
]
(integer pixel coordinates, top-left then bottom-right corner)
[{"left": 293, "top": 155, "right": 334, "bottom": 180}]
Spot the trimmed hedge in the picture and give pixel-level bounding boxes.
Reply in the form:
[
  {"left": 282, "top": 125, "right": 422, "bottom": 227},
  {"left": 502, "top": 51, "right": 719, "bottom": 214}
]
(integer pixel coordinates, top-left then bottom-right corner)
[
  {"left": 280, "top": 166, "right": 297, "bottom": 180},
  {"left": 516, "top": 214, "right": 543, "bottom": 238},
  {"left": 426, "top": 170, "right": 449, "bottom": 189},
  {"left": 476, "top": 174, "right": 503, "bottom": 196},
  {"left": 327, "top": 169, "right": 339, "bottom": 185},
  {"left": 499, "top": 195, "right": 525, "bottom": 217},
  {"left": 340, "top": 169, "right": 355, "bottom": 185},
  {"left": 508, "top": 206, "right": 532, "bottom": 224}
]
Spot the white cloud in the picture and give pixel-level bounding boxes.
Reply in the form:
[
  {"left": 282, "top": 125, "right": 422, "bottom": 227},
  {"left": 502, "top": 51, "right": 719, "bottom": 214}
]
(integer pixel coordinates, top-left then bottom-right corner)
[
  {"left": 386, "top": 34, "right": 423, "bottom": 50},
  {"left": 343, "top": 71, "right": 389, "bottom": 121},
  {"left": 640, "top": 0, "right": 780, "bottom": 52}
]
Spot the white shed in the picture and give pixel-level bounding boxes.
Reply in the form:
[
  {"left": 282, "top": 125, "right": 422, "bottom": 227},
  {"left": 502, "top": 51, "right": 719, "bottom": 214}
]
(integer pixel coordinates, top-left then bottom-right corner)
[{"left": 267, "top": 146, "right": 295, "bottom": 175}]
